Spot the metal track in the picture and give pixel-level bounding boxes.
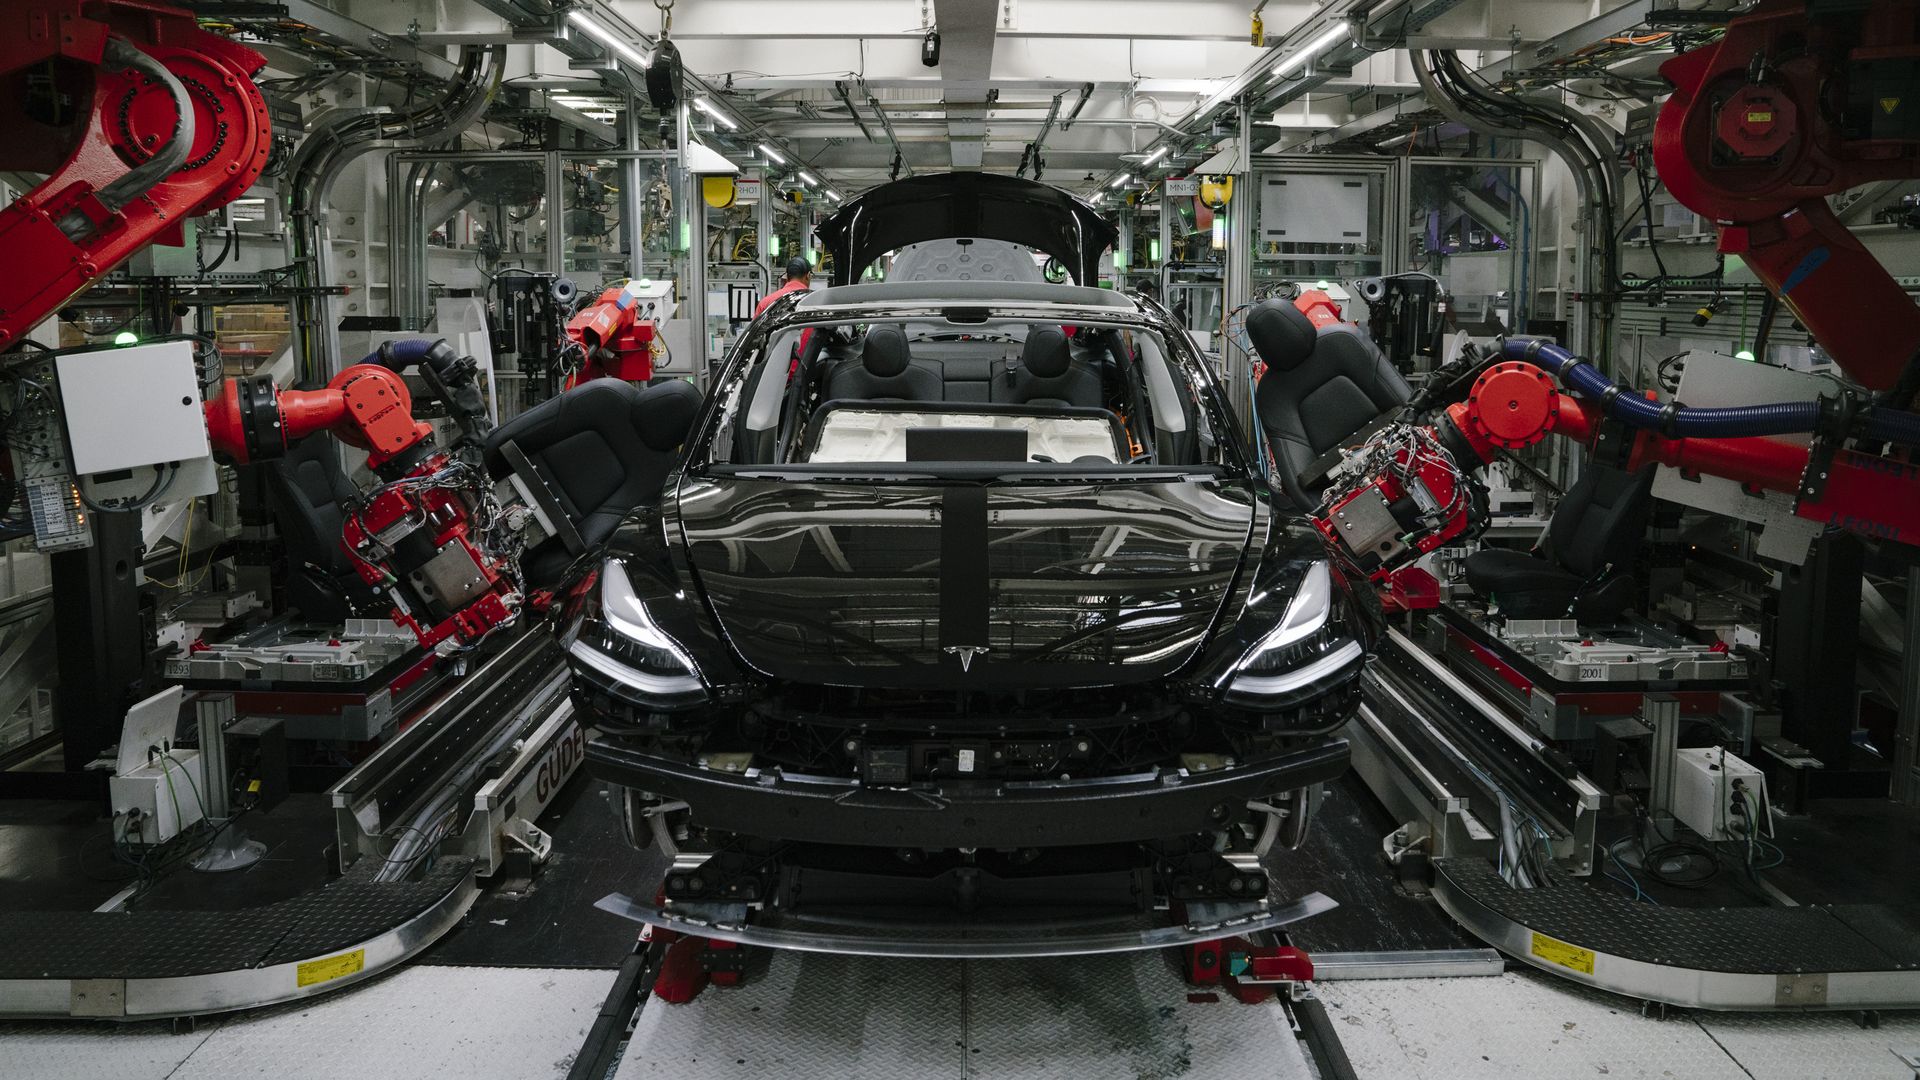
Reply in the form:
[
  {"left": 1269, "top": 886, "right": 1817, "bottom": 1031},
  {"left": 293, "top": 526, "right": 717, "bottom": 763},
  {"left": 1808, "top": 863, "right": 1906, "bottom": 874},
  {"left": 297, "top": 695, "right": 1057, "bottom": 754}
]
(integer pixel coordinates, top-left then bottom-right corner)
[
  {"left": 330, "top": 629, "right": 575, "bottom": 877},
  {"left": 1355, "top": 625, "right": 1603, "bottom": 875}
]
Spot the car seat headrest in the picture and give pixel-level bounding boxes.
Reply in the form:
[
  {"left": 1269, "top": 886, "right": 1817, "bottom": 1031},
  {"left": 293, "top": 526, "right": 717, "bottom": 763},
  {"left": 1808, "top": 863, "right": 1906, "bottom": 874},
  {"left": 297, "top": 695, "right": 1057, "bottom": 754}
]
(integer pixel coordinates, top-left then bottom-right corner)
[
  {"left": 863, "top": 325, "right": 912, "bottom": 378},
  {"left": 1021, "top": 325, "right": 1072, "bottom": 379},
  {"left": 1245, "top": 299, "right": 1318, "bottom": 373}
]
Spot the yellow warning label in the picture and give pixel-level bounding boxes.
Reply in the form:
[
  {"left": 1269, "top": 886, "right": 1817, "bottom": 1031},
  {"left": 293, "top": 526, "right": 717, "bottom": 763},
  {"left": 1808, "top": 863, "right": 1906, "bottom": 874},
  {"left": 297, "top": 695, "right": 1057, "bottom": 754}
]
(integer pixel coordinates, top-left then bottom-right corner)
[
  {"left": 296, "top": 949, "right": 366, "bottom": 988},
  {"left": 1883, "top": 97, "right": 1902, "bottom": 116},
  {"left": 1746, "top": 110, "right": 1774, "bottom": 124},
  {"left": 1530, "top": 932, "right": 1595, "bottom": 974}
]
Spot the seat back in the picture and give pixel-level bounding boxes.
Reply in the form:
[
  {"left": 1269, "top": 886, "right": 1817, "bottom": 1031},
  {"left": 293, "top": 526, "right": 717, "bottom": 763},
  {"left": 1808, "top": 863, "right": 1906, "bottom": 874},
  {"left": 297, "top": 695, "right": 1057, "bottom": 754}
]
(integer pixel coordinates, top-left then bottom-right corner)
[
  {"left": 1000, "top": 326, "right": 1102, "bottom": 408},
  {"left": 264, "top": 435, "right": 380, "bottom": 622},
  {"left": 483, "top": 378, "right": 703, "bottom": 588},
  {"left": 824, "top": 325, "right": 944, "bottom": 402},
  {"left": 1546, "top": 463, "right": 1657, "bottom": 579},
  {"left": 1249, "top": 299, "right": 1413, "bottom": 509}
]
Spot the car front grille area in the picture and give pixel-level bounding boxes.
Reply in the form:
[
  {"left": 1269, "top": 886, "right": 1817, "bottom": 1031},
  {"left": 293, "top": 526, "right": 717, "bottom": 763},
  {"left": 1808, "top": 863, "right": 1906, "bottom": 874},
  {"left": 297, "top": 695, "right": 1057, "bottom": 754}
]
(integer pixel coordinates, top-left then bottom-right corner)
[{"left": 586, "top": 681, "right": 1352, "bottom": 785}]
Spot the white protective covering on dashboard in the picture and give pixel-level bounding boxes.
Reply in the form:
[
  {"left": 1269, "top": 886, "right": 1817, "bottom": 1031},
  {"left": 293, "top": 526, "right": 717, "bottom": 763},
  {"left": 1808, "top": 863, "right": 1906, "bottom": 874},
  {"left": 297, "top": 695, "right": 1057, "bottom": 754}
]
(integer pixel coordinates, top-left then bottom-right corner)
[{"left": 808, "top": 409, "right": 1122, "bottom": 464}]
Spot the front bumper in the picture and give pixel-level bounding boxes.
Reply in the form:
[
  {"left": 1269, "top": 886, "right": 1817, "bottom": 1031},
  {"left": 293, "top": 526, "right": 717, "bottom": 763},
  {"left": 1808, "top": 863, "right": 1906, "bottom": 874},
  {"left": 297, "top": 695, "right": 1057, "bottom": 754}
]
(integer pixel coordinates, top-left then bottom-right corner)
[
  {"left": 593, "top": 891, "right": 1339, "bottom": 958},
  {"left": 585, "top": 737, "right": 1350, "bottom": 849}
]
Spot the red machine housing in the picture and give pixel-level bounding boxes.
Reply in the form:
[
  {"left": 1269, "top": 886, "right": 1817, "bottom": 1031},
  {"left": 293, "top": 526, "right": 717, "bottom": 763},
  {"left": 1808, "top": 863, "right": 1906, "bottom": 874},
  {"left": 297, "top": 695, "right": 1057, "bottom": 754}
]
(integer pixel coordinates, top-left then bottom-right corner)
[
  {"left": 0, "top": 2, "right": 272, "bottom": 347},
  {"left": 336, "top": 459, "right": 521, "bottom": 650},
  {"left": 1652, "top": 0, "right": 1920, "bottom": 391},
  {"left": 565, "top": 283, "right": 660, "bottom": 385},
  {"left": 1292, "top": 289, "right": 1344, "bottom": 330}
]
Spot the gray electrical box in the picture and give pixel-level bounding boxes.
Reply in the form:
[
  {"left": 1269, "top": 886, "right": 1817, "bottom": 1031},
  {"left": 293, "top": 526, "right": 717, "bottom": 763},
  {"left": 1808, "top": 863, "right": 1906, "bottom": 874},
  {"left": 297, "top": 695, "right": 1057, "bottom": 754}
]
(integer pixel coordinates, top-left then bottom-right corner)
[
  {"left": 1260, "top": 174, "right": 1370, "bottom": 247},
  {"left": 53, "top": 340, "right": 218, "bottom": 498}
]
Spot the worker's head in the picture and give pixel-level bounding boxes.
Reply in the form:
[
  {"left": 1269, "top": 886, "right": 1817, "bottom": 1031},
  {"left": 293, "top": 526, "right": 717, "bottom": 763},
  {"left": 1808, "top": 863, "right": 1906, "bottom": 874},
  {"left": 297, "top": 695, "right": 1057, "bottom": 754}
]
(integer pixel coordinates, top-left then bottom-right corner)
[{"left": 784, "top": 256, "right": 813, "bottom": 285}]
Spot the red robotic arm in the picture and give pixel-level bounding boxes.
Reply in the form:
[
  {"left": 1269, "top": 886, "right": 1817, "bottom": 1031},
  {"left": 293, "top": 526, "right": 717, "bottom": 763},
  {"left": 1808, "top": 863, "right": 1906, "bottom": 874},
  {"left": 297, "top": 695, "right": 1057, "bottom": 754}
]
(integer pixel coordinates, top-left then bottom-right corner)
[
  {"left": 1316, "top": 350, "right": 1920, "bottom": 593},
  {"left": 203, "top": 346, "right": 524, "bottom": 651},
  {"left": 1652, "top": 0, "right": 1920, "bottom": 391},
  {"left": 0, "top": 2, "right": 271, "bottom": 348}
]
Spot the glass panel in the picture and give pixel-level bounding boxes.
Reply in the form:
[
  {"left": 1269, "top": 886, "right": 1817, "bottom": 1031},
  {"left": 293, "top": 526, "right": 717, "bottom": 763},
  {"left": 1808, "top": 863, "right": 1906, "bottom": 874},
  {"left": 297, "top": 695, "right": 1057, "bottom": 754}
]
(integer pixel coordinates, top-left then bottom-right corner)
[
  {"left": 1249, "top": 169, "right": 1385, "bottom": 290},
  {"left": 390, "top": 155, "right": 549, "bottom": 332},
  {"left": 560, "top": 156, "right": 630, "bottom": 289},
  {"left": 1406, "top": 159, "right": 1536, "bottom": 337},
  {"left": 445, "top": 158, "right": 549, "bottom": 275}
]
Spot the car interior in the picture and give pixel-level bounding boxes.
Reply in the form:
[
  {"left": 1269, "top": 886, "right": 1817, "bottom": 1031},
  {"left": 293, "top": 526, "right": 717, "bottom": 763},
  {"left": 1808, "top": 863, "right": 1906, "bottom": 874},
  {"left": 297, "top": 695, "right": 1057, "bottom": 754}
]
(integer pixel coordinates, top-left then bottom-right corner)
[{"left": 721, "top": 316, "right": 1225, "bottom": 469}]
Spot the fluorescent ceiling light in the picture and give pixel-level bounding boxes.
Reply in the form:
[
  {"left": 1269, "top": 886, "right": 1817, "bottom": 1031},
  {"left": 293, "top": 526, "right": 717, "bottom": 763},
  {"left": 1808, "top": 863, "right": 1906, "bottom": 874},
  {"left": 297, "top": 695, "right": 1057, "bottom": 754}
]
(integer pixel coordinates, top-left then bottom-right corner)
[
  {"left": 692, "top": 97, "right": 738, "bottom": 131},
  {"left": 554, "top": 95, "right": 603, "bottom": 107},
  {"left": 567, "top": 11, "right": 652, "bottom": 69},
  {"left": 798, "top": 170, "right": 819, "bottom": 186},
  {"left": 1272, "top": 22, "right": 1350, "bottom": 78},
  {"left": 826, "top": 190, "right": 843, "bottom": 202},
  {"left": 757, "top": 143, "right": 786, "bottom": 165},
  {"left": 1142, "top": 146, "right": 1170, "bottom": 167},
  {"left": 1110, "top": 173, "right": 1132, "bottom": 189}
]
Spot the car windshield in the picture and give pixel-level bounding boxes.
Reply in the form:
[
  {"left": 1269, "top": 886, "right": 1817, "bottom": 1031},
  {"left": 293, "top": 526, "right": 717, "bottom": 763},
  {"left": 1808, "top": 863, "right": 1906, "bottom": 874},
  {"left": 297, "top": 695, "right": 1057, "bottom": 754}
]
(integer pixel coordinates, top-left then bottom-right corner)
[{"left": 700, "top": 310, "right": 1239, "bottom": 474}]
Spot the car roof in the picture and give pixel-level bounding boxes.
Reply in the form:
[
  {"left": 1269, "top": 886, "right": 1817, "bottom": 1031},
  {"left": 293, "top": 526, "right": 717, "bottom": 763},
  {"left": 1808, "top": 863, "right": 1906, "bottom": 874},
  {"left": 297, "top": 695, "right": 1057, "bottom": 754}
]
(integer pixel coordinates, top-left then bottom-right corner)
[{"left": 795, "top": 280, "right": 1140, "bottom": 311}]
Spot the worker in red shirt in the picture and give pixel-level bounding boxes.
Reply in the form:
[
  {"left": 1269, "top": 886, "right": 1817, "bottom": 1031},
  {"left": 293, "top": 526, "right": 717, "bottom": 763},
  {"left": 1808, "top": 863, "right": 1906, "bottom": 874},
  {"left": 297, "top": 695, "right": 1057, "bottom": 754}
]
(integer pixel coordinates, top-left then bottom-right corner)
[
  {"left": 755, "top": 256, "right": 815, "bottom": 317},
  {"left": 757, "top": 256, "right": 817, "bottom": 376}
]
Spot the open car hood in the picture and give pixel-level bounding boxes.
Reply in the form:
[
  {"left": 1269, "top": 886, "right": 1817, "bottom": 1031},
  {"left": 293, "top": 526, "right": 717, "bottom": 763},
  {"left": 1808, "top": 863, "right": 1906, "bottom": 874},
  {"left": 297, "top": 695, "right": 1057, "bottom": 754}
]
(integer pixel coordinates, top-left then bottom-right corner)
[
  {"left": 814, "top": 174, "right": 1119, "bottom": 287},
  {"left": 673, "top": 474, "right": 1256, "bottom": 690}
]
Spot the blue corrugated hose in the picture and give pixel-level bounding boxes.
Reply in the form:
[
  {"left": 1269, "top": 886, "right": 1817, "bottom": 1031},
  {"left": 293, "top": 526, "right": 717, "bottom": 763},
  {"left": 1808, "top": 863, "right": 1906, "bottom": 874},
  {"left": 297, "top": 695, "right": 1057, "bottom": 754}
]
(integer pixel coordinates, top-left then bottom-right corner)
[
  {"left": 363, "top": 337, "right": 440, "bottom": 368},
  {"left": 1494, "top": 337, "right": 1920, "bottom": 441}
]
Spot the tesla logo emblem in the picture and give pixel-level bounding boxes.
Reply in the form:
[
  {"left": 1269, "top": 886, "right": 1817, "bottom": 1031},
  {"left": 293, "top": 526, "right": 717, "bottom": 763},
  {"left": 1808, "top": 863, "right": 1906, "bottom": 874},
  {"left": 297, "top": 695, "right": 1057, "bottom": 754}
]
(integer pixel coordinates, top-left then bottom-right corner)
[{"left": 944, "top": 645, "right": 988, "bottom": 672}]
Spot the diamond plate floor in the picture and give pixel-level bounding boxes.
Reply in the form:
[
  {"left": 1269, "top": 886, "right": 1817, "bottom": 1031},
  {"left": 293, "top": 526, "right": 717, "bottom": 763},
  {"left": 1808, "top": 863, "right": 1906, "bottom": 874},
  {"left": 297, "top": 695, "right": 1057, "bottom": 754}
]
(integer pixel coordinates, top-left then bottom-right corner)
[
  {"left": 1, "top": 965, "right": 613, "bottom": 1080},
  {"left": 1697, "top": 1010, "right": 1920, "bottom": 1080},
  {"left": 615, "top": 950, "right": 1315, "bottom": 1079},
  {"left": 1318, "top": 968, "right": 1920, "bottom": 1080}
]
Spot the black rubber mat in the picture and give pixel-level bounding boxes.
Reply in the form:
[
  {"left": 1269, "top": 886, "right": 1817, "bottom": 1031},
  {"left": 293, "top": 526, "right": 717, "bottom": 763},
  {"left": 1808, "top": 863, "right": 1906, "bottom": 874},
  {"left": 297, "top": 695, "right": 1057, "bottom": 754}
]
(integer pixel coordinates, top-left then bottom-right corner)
[
  {"left": 1275, "top": 774, "right": 1472, "bottom": 954},
  {"left": 423, "top": 777, "right": 666, "bottom": 969},
  {"left": 0, "top": 857, "right": 472, "bottom": 979},
  {"left": 1437, "top": 856, "right": 1919, "bottom": 974}
]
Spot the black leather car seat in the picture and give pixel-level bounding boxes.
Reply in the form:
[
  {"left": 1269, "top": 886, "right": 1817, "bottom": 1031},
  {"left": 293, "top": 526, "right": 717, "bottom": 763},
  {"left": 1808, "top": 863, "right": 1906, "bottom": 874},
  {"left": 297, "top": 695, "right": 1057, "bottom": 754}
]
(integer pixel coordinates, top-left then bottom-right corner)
[
  {"left": 1000, "top": 325, "right": 1102, "bottom": 408},
  {"left": 483, "top": 378, "right": 704, "bottom": 588},
  {"left": 1248, "top": 300, "right": 1413, "bottom": 510},
  {"left": 263, "top": 435, "right": 381, "bottom": 622},
  {"left": 1463, "top": 463, "right": 1657, "bottom": 621},
  {"left": 824, "top": 325, "right": 944, "bottom": 402}
]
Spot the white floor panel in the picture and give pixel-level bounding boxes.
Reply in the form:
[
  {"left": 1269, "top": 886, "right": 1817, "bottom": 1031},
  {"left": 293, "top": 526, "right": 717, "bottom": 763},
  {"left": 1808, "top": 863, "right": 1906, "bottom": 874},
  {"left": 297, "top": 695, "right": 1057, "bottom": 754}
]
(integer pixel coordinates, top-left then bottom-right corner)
[
  {"left": 617, "top": 950, "right": 1315, "bottom": 1080},
  {"left": 174, "top": 966, "right": 612, "bottom": 1079},
  {"left": 0, "top": 1020, "right": 216, "bottom": 1080},
  {"left": 1316, "top": 969, "right": 1752, "bottom": 1080},
  {"left": 0, "top": 966, "right": 613, "bottom": 1080},
  {"left": 1696, "top": 1010, "right": 1920, "bottom": 1080}
]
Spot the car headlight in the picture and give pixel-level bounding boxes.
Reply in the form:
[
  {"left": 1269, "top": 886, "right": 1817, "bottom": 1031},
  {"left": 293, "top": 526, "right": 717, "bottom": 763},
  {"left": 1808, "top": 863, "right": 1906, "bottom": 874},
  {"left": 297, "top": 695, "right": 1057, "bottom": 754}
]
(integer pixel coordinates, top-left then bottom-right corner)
[
  {"left": 1220, "top": 561, "right": 1364, "bottom": 707},
  {"left": 567, "top": 561, "right": 708, "bottom": 709}
]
